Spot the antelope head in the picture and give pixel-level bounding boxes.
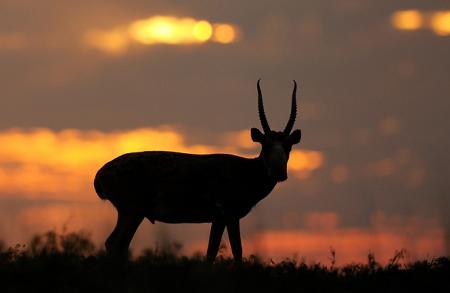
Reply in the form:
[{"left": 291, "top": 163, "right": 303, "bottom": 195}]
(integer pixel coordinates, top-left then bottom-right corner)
[{"left": 251, "top": 79, "right": 302, "bottom": 182}]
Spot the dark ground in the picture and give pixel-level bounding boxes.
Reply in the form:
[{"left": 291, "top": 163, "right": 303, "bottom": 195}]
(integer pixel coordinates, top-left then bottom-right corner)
[{"left": 0, "top": 230, "right": 449, "bottom": 293}]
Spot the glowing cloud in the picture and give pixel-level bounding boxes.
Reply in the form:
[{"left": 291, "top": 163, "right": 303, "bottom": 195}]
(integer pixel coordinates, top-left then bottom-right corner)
[
  {"left": 128, "top": 17, "right": 212, "bottom": 45},
  {"left": 213, "top": 24, "right": 238, "bottom": 44},
  {"left": 430, "top": 11, "right": 450, "bottom": 36},
  {"left": 6, "top": 202, "right": 446, "bottom": 265},
  {"left": 186, "top": 212, "right": 445, "bottom": 265},
  {"left": 391, "top": 10, "right": 424, "bottom": 31},
  {"left": 84, "top": 15, "right": 240, "bottom": 55},
  {"left": 242, "top": 226, "right": 444, "bottom": 265},
  {"left": 0, "top": 127, "right": 322, "bottom": 200},
  {"left": 289, "top": 150, "right": 324, "bottom": 179},
  {"left": 83, "top": 28, "right": 129, "bottom": 55},
  {"left": 391, "top": 9, "right": 450, "bottom": 37}
]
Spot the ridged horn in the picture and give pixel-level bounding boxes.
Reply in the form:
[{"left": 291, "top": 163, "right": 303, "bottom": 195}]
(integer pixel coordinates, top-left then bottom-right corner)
[
  {"left": 257, "top": 79, "right": 271, "bottom": 134},
  {"left": 284, "top": 80, "right": 297, "bottom": 134}
]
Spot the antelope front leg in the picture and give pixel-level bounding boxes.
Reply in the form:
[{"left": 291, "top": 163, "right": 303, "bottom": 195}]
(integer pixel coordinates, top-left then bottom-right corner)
[
  {"left": 206, "top": 220, "right": 225, "bottom": 261},
  {"left": 226, "top": 219, "right": 242, "bottom": 261}
]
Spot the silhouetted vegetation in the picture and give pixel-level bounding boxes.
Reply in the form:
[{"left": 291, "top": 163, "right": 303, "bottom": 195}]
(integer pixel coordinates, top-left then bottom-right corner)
[{"left": 0, "top": 231, "right": 449, "bottom": 293}]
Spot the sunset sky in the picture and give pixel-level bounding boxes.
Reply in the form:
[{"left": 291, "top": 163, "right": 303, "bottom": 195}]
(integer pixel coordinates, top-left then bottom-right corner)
[{"left": 1, "top": 0, "right": 449, "bottom": 265}]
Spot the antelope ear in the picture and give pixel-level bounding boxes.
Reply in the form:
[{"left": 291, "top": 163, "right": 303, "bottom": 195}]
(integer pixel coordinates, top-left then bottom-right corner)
[
  {"left": 251, "top": 128, "right": 265, "bottom": 143},
  {"left": 288, "top": 129, "right": 302, "bottom": 145}
]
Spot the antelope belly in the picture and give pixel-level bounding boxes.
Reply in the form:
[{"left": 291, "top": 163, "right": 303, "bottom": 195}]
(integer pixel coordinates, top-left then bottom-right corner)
[{"left": 149, "top": 203, "right": 215, "bottom": 223}]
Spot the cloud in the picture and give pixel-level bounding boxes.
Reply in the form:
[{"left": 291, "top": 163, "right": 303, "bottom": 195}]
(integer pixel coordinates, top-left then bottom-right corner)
[
  {"left": 187, "top": 211, "right": 445, "bottom": 265},
  {"left": 83, "top": 15, "right": 240, "bottom": 55},
  {"left": 6, "top": 202, "right": 445, "bottom": 265},
  {"left": 241, "top": 226, "right": 444, "bottom": 265},
  {"left": 391, "top": 9, "right": 450, "bottom": 36},
  {"left": 0, "top": 127, "right": 323, "bottom": 200}
]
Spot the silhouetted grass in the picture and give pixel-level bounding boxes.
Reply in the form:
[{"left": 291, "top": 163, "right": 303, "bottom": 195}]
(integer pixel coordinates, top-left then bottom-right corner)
[{"left": 0, "top": 230, "right": 449, "bottom": 293}]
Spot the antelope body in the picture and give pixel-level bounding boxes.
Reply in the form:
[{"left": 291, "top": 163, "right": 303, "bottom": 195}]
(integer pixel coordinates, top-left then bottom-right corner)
[{"left": 94, "top": 80, "right": 302, "bottom": 261}]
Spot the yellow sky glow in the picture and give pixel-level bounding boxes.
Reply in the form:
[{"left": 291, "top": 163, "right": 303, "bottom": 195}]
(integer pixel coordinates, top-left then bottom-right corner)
[
  {"left": 84, "top": 28, "right": 129, "bottom": 55},
  {"left": 392, "top": 9, "right": 450, "bottom": 36},
  {"left": 0, "top": 127, "right": 323, "bottom": 200},
  {"left": 430, "top": 11, "right": 450, "bottom": 36},
  {"left": 84, "top": 15, "right": 240, "bottom": 55},
  {"left": 391, "top": 10, "right": 423, "bottom": 31},
  {"left": 213, "top": 24, "right": 238, "bottom": 44}
]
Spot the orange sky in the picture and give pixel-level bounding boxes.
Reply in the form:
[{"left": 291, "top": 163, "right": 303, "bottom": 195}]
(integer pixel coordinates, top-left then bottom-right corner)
[
  {"left": 0, "top": 126, "right": 444, "bottom": 264},
  {"left": 0, "top": 127, "right": 322, "bottom": 199},
  {"left": 1, "top": 1, "right": 449, "bottom": 264},
  {"left": 4, "top": 200, "right": 445, "bottom": 265}
]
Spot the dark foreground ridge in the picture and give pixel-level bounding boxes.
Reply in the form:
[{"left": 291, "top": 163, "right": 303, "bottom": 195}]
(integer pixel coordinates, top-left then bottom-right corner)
[{"left": 0, "top": 231, "right": 449, "bottom": 293}]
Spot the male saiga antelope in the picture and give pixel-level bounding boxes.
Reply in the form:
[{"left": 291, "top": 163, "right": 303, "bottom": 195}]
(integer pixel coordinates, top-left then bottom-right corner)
[{"left": 94, "top": 80, "right": 302, "bottom": 261}]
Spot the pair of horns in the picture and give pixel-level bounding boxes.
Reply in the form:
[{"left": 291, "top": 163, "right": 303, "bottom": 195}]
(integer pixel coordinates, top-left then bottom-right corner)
[{"left": 257, "top": 79, "right": 297, "bottom": 134}]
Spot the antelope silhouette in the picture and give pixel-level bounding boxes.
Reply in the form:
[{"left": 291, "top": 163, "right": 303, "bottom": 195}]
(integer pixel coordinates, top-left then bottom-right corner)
[{"left": 94, "top": 80, "right": 302, "bottom": 261}]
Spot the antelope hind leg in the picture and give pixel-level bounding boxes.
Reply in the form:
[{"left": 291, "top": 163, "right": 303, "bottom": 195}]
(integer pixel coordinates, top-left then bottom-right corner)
[{"left": 105, "top": 210, "right": 144, "bottom": 259}]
